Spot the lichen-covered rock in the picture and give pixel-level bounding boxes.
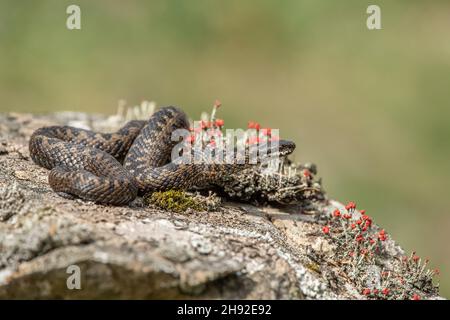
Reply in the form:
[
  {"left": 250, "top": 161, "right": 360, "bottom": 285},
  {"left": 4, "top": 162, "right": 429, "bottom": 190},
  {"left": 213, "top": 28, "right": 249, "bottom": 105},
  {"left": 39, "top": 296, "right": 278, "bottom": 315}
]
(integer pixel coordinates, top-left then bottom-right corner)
[{"left": 0, "top": 112, "right": 443, "bottom": 299}]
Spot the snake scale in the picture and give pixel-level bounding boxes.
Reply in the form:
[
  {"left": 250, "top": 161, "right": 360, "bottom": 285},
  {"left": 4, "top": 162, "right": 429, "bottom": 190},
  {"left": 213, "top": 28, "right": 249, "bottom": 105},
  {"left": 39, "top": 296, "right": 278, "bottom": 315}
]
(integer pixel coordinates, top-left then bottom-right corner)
[{"left": 29, "top": 106, "right": 295, "bottom": 205}]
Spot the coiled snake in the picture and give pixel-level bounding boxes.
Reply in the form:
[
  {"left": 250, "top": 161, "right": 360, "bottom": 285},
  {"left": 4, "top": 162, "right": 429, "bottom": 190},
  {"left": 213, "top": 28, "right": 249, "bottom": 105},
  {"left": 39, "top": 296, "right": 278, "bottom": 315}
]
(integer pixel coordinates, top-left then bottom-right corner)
[{"left": 29, "top": 106, "right": 295, "bottom": 205}]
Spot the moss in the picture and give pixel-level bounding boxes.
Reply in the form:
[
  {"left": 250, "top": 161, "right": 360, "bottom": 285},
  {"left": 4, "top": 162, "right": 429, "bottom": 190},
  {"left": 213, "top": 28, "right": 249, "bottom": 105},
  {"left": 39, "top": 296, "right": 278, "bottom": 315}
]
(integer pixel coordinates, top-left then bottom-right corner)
[
  {"left": 144, "top": 190, "right": 207, "bottom": 213},
  {"left": 306, "top": 262, "right": 321, "bottom": 274}
]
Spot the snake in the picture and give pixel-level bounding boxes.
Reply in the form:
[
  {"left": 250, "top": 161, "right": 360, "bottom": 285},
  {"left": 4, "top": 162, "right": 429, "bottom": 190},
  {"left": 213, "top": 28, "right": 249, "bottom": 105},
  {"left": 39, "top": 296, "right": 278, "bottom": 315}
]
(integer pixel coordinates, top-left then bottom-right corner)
[{"left": 29, "top": 106, "right": 296, "bottom": 205}]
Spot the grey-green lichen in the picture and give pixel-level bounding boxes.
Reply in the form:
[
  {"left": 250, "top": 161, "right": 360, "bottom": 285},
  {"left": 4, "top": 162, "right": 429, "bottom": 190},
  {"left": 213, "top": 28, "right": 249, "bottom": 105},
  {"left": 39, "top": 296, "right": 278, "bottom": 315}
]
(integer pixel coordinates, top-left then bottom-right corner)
[
  {"left": 0, "top": 182, "right": 27, "bottom": 221},
  {"left": 217, "top": 159, "right": 325, "bottom": 205}
]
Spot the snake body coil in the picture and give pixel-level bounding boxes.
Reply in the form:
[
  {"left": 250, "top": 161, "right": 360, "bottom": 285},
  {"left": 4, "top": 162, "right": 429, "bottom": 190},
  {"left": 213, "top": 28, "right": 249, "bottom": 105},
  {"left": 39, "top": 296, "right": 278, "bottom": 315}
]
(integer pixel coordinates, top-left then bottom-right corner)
[{"left": 29, "top": 106, "right": 295, "bottom": 205}]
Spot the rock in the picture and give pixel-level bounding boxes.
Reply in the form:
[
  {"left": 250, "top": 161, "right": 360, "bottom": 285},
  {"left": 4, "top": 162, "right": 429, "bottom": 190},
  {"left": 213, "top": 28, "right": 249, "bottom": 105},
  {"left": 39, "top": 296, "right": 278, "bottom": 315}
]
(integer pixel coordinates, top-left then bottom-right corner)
[{"left": 0, "top": 112, "right": 443, "bottom": 299}]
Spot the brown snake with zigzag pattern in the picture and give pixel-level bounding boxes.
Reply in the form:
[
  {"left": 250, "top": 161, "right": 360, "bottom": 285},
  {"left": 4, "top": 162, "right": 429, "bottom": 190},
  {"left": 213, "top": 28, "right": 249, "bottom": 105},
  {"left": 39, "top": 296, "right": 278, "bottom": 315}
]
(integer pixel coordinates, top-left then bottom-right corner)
[{"left": 29, "top": 106, "right": 295, "bottom": 205}]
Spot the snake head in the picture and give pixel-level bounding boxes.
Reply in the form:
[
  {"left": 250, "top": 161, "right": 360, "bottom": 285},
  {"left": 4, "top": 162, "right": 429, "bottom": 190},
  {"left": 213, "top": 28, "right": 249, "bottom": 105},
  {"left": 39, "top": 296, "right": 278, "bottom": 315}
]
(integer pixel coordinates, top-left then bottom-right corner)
[
  {"left": 257, "top": 139, "right": 296, "bottom": 161},
  {"left": 277, "top": 139, "right": 296, "bottom": 157},
  {"left": 228, "top": 139, "right": 296, "bottom": 167}
]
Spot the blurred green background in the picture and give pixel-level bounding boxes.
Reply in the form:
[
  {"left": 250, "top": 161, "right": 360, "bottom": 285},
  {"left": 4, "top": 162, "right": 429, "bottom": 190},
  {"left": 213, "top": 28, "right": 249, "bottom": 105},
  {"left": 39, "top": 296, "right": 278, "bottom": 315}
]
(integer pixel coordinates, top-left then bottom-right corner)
[{"left": 1, "top": 0, "right": 449, "bottom": 297}]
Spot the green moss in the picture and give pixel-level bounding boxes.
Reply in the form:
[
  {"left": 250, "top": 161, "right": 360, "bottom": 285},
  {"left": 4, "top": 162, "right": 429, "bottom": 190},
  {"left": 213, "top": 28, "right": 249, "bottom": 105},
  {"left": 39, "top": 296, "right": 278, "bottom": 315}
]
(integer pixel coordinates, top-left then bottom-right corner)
[
  {"left": 144, "top": 190, "right": 206, "bottom": 213},
  {"left": 306, "top": 262, "right": 321, "bottom": 274}
]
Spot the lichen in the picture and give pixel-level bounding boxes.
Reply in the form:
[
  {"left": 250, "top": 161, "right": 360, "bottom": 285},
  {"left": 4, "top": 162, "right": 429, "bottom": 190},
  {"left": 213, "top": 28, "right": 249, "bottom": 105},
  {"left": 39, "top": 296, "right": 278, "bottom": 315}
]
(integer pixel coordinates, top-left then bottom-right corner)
[
  {"left": 217, "top": 160, "right": 325, "bottom": 205},
  {"left": 317, "top": 202, "right": 440, "bottom": 300},
  {"left": 0, "top": 182, "right": 26, "bottom": 221}
]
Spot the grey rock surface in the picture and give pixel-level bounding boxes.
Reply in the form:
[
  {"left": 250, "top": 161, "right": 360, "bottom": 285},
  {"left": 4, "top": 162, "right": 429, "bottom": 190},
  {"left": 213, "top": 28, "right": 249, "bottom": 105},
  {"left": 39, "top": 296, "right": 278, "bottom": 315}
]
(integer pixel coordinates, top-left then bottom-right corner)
[{"left": 0, "top": 112, "right": 442, "bottom": 299}]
